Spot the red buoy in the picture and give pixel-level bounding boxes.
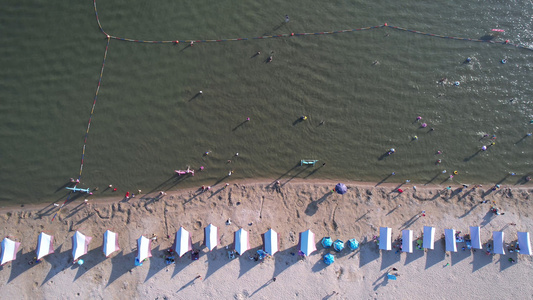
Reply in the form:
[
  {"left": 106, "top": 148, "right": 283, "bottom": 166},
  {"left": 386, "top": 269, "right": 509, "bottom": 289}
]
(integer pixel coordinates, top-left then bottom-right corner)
[{"left": 291, "top": 33, "right": 294, "bottom": 36}]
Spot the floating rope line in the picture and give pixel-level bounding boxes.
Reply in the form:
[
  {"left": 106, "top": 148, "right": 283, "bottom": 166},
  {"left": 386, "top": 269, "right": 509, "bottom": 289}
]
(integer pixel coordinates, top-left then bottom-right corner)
[{"left": 51, "top": 36, "right": 110, "bottom": 222}]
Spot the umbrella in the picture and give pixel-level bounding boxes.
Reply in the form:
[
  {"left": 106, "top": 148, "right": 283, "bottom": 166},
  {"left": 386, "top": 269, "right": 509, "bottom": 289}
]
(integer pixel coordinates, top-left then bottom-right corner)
[
  {"left": 103, "top": 230, "right": 120, "bottom": 257},
  {"left": 174, "top": 227, "right": 193, "bottom": 257},
  {"left": 234, "top": 228, "right": 250, "bottom": 255},
  {"left": 321, "top": 237, "right": 333, "bottom": 248},
  {"left": 72, "top": 231, "right": 92, "bottom": 261},
  {"left": 323, "top": 253, "right": 334, "bottom": 265},
  {"left": 333, "top": 239, "right": 344, "bottom": 252},
  {"left": 334, "top": 183, "right": 347, "bottom": 194},
  {"left": 1, "top": 238, "right": 21, "bottom": 266},
  {"left": 262, "top": 229, "right": 278, "bottom": 255},
  {"left": 204, "top": 224, "right": 218, "bottom": 251},
  {"left": 136, "top": 236, "right": 152, "bottom": 263},
  {"left": 298, "top": 229, "right": 316, "bottom": 256},
  {"left": 348, "top": 238, "right": 359, "bottom": 250},
  {"left": 36, "top": 232, "right": 54, "bottom": 260}
]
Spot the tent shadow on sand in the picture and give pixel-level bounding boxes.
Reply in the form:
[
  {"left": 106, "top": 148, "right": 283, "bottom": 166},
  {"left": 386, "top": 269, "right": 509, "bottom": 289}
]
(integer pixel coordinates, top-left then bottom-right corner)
[
  {"left": 358, "top": 240, "right": 380, "bottom": 268},
  {"left": 424, "top": 238, "right": 446, "bottom": 269},
  {"left": 471, "top": 249, "right": 492, "bottom": 272},
  {"left": 41, "top": 244, "right": 68, "bottom": 286},
  {"left": 6, "top": 247, "right": 39, "bottom": 283},
  {"left": 171, "top": 250, "right": 194, "bottom": 279},
  {"left": 145, "top": 245, "right": 166, "bottom": 283},
  {"left": 74, "top": 247, "right": 107, "bottom": 281},
  {"left": 272, "top": 247, "right": 299, "bottom": 278},
  {"left": 380, "top": 250, "right": 401, "bottom": 270},
  {"left": 106, "top": 250, "right": 136, "bottom": 287},
  {"left": 451, "top": 248, "right": 471, "bottom": 265},
  {"left": 404, "top": 248, "right": 424, "bottom": 265},
  {"left": 203, "top": 247, "right": 229, "bottom": 280},
  {"left": 238, "top": 246, "right": 263, "bottom": 278}
]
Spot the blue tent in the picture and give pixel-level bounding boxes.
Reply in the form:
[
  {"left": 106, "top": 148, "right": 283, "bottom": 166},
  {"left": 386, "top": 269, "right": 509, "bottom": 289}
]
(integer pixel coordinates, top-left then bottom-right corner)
[
  {"left": 323, "top": 253, "right": 334, "bottom": 265},
  {"left": 335, "top": 183, "right": 347, "bottom": 194},
  {"left": 321, "top": 237, "right": 333, "bottom": 248},
  {"left": 333, "top": 239, "right": 344, "bottom": 252},
  {"left": 348, "top": 238, "right": 359, "bottom": 250}
]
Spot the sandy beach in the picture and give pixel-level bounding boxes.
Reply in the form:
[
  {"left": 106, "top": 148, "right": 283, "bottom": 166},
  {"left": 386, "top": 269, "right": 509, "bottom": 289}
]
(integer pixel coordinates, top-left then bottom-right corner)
[{"left": 1, "top": 179, "right": 532, "bottom": 299}]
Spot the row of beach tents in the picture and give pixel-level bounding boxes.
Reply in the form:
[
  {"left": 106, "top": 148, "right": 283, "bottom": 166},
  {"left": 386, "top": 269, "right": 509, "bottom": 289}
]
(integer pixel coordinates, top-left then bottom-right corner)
[
  {"left": 1, "top": 225, "right": 531, "bottom": 266},
  {"left": 378, "top": 226, "right": 531, "bottom": 255}
]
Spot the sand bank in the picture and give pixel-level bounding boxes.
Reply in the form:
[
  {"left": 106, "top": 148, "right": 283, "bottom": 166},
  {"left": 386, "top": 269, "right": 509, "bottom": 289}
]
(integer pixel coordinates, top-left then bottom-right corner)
[{"left": 1, "top": 180, "right": 532, "bottom": 299}]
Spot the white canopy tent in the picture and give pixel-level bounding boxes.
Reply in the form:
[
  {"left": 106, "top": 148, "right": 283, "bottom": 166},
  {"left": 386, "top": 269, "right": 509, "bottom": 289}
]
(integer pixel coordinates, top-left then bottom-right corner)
[
  {"left": 517, "top": 232, "right": 531, "bottom": 255},
  {"left": 103, "top": 230, "right": 120, "bottom": 257},
  {"left": 174, "top": 227, "right": 193, "bottom": 257},
  {"left": 234, "top": 228, "right": 250, "bottom": 255},
  {"left": 36, "top": 232, "right": 54, "bottom": 260},
  {"left": 136, "top": 236, "right": 152, "bottom": 262},
  {"left": 298, "top": 229, "right": 316, "bottom": 256},
  {"left": 493, "top": 231, "right": 505, "bottom": 255},
  {"left": 204, "top": 224, "right": 218, "bottom": 251},
  {"left": 379, "top": 227, "right": 392, "bottom": 250},
  {"left": 402, "top": 230, "right": 413, "bottom": 253},
  {"left": 445, "top": 229, "right": 457, "bottom": 252},
  {"left": 72, "top": 231, "right": 92, "bottom": 261},
  {"left": 423, "top": 226, "right": 435, "bottom": 250},
  {"left": 1, "top": 238, "right": 21, "bottom": 266},
  {"left": 262, "top": 229, "right": 278, "bottom": 255},
  {"left": 469, "top": 226, "right": 482, "bottom": 249}
]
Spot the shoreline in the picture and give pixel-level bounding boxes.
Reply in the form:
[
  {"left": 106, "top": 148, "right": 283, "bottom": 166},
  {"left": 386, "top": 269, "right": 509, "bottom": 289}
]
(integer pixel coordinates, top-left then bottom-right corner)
[{"left": 2, "top": 177, "right": 531, "bottom": 212}]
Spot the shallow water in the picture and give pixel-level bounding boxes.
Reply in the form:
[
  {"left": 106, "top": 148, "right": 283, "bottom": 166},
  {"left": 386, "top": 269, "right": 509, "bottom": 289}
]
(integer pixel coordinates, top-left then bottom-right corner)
[{"left": 1, "top": 0, "right": 532, "bottom": 205}]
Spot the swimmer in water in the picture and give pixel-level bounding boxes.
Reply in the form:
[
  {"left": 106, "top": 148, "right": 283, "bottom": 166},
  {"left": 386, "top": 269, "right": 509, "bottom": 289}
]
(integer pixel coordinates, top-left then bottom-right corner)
[{"left": 267, "top": 56, "right": 273, "bottom": 63}]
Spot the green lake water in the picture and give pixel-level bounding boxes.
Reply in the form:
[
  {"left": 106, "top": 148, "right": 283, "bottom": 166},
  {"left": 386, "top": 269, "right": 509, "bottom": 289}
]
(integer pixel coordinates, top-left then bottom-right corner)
[{"left": 1, "top": 0, "right": 532, "bottom": 205}]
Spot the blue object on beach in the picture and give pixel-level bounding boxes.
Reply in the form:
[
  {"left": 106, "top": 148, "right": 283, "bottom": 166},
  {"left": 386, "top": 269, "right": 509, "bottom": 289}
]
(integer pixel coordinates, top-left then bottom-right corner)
[
  {"left": 321, "top": 237, "right": 333, "bottom": 248},
  {"left": 334, "top": 183, "right": 347, "bottom": 194},
  {"left": 77, "top": 259, "right": 84, "bottom": 265},
  {"left": 387, "top": 273, "right": 397, "bottom": 280},
  {"left": 348, "top": 238, "right": 359, "bottom": 250},
  {"left": 323, "top": 253, "right": 335, "bottom": 265},
  {"left": 135, "top": 257, "right": 143, "bottom": 266},
  {"left": 334, "top": 239, "right": 344, "bottom": 252}
]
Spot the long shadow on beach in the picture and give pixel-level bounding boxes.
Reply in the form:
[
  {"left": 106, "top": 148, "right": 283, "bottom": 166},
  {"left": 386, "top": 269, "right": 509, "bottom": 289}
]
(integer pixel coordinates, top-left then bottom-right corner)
[
  {"left": 144, "top": 246, "right": 166, "bottom": 282},
  {"left": 305, "top": 192, "right": 332, "bottom": 216},
  {"left": 6, "top": 248, "right": 38, "bottom": 283},
  {"left": 480, "top": 210, "right": 495, "bottom": 227},
  {"left": 451, "top": 248, "right": 471, "bottom": 265},
  {"left": 41, "top": 244, "right": 67, "bottom": 286},
  {"left": 424, "top": 238, "right": 445, "bottom": 269},
  {"left": 269, "top": 163, "right": 301, "bottom": 186},
  {"left": 203, "top": 247, "right": 229, "bottom": 280},
  {"left": 375, "top": 174, "right": 393, "bottom": 187},
  {"left": 238, "top": 246, "right": 262, "bottom": 278},
  {"left": 471, "top": 249, "right": 492, "bottom": 272},
  {"left": 106, "top": 250, "right": 136, "bottom": 287},
  {"left": 399, "top": 214, "right": 421, "bottom": 231},
  {"left": 424, "top": 172, "right": 442, "bottom": 186},
  {"left": 404, "top": 248, "right": 424, "bottom": 265},
  {"left": 359, "top": 241, "right": 380, "bottom": 268},
  {"left": 273, "top": 247, "right": 299, "bottom": 278},
  {"left": 380, "top": 250, "right": 400, "bottom": 270},
  {"left": 74, "top": 247, "right": 107, "bottom": 281}
]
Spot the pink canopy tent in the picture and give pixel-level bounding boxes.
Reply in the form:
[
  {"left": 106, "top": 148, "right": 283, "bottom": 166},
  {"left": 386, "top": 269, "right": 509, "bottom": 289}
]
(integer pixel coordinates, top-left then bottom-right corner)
[
  {"left": 234, "top": 228, "right": 250, "bottom": 255},
  {"left": 36, "top": 232, "right": 54, "bottom": 260},
  {"left": 173, "top": 227, "right": 193, "bottom": 257},
  {"left": 262, "top": 229, "right": 279, "bottom": 255},
  {"left": 204, "top": 224, "right": 218, "bottom": 251},
  {"left": 298, "top": 229, "right": 316, "bottom": 256},
  {"left": 136, "top": 236, "right": 152, "bottom": 262},
  {"left": 1, "top": 238, "right": 21, "bottom": 266},
  {"left": 72, "top": 231, "right": 92, "bottom": 261},
  {"left": 103, "top": 230, "right": 120, "bottom": 257}
]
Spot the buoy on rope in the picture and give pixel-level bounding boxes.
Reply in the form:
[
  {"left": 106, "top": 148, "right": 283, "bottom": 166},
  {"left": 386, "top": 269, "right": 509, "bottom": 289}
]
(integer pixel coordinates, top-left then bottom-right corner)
[
  {"left": 501, "top": 59, "right": 507, "bottom": 64},
  {"left": 454, "top": 81, "right": 460, "bottom": 86}
]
